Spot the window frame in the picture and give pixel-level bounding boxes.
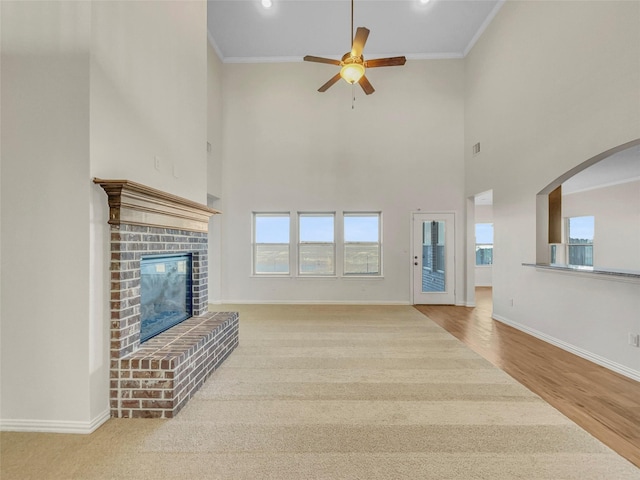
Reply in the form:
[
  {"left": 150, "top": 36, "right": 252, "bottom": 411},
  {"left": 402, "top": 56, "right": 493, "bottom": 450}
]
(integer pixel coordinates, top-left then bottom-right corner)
[
  {"left": 565, "top": 215, "right": 595, "bottom": 267},
  {"left": 252, "top": 212, "right": 291, "bottom": 276},
  {"left": 298, "top": 212, "right": 336, "bottom": 276},
  {"left": 343, "top": 212, "right": 382, "bottom": 276},
  {"left": 475, "top": 223, "right": 494, "bottom": 266}
]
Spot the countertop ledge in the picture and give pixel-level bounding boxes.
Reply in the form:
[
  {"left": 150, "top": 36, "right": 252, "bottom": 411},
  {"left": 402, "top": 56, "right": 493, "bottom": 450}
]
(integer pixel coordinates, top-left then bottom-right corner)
[{"left": 522, "top": 263, "right": 640, "bottom": 283}]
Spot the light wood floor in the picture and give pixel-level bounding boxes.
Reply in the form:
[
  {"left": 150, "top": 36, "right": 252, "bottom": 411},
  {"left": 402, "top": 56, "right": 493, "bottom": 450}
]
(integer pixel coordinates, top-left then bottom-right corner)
[{"left": 415, "top": 287, "right": 640, "bottom": 468}]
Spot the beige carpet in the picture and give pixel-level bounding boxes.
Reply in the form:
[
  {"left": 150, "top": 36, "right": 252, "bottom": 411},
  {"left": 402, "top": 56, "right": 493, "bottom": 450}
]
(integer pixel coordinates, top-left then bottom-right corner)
[{"left": 2, "top": 305, "right": 638, "bottom": 479}]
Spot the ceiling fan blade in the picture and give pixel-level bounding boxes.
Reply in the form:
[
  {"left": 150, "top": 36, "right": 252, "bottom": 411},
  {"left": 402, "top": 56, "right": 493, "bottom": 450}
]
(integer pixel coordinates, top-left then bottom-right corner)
[
  {"left": 351, "top": 27, "right": 370, "bottom": 57},
  {"left": 358, "top": 75, "right": 375, "bottom": 95},
  {"left": 318, "top": 73, "right": 342, "bottom": 92},
  {"left": 365, "top": 56, "right": 407, "bottom": 68},
  {"left": 304, "top": 55, "right": 341, "bottom": 66}
]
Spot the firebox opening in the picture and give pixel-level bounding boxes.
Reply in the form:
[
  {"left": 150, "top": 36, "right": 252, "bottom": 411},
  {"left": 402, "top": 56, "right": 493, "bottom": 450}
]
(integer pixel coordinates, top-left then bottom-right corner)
[{"left": 140, "top": 253, "right": 193, "bottom": 343}]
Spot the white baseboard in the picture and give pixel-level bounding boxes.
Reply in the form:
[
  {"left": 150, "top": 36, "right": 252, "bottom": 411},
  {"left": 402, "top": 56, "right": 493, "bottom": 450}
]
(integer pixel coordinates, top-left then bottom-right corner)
[
  {"left": 0, "top": 409, "right": 110, "bottom": 434},
  {"left": 493, "top": 313, "right": 640, "bottom": 382}
]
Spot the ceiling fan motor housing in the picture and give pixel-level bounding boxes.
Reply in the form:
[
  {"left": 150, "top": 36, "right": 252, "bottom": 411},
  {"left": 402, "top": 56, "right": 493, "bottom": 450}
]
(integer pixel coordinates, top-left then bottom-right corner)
[{"left": 341, "top": 52, "right": 364, "bottom": 65}]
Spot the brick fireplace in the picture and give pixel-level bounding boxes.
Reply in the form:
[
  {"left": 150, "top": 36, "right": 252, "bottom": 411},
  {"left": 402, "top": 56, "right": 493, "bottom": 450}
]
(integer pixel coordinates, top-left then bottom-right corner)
[{"left": 94, "top": 179, "right": 239, "bottom": 418}]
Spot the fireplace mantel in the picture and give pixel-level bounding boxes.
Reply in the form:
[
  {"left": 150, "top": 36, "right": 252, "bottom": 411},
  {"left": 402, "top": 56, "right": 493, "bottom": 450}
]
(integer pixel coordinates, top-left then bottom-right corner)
[{"left": 93, "top": 178, "right": 220, "bottom": 233}]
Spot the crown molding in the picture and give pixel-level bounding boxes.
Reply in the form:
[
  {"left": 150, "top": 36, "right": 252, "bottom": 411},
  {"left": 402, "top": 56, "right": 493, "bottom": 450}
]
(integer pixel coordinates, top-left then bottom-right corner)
[
  {"left": 463, "top": 0, "right": 506, "bottom": 57},
  {"left": 207, "top": 29, "right": 223, "bottom": 61}
]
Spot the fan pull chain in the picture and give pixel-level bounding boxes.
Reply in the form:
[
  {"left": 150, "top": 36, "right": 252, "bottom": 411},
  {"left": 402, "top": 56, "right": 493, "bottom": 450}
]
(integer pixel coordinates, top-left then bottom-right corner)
[{"left": 352, "top": 84, "right": 356, "bottom": 110}]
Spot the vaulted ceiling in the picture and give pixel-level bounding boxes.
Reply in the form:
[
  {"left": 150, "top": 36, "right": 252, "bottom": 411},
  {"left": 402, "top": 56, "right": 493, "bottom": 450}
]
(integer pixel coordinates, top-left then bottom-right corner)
[{"left": 207, "top": 0, "right": 504, "bottom": 62}]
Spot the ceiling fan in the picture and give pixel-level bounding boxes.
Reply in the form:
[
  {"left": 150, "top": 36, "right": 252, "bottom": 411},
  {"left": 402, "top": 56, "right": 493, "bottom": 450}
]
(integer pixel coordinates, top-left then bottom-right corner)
[{"left": 303, "top": 0, "right": 406, "bottom": 95}]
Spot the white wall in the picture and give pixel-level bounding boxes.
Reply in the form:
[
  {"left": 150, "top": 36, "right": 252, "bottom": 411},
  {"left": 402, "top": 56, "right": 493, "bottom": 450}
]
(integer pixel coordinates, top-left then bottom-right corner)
[
  {"left": 563, "top": 180, "right": 640, "bottom": 271},
  {"left": 207, "top": 41, "right": 224, "bottom": 302},
  {"left": 1, "top": 1, "right": 94, "bottom": 429},
  {"left": 1, "top": 0, "right": 208, "bottom": 432},
  {"left": 90, "top": 1, "right": 207, "bottom": 203},
  {"left": 220, "top": 60, "right": 466, "bottom": 303},
  {"left": 474, "top": 204, "right": 493, "bottom": 287},
  {"left": 465, "top": 1, "right": 640, "bottom": 378}
]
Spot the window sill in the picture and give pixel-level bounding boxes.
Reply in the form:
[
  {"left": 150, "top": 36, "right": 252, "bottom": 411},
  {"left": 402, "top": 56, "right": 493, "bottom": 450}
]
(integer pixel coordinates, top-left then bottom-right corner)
[
  {"left": 522, "top": 263, "right": 640, "bottom": 283},
  {"left": 296, "top": 275, "right": 338, "bottom": 279},
  {"left": 250, "top": 275, "right": 339, "bottom": 279},
  {"left": 341, "top": 275, "right": 384, "bottom": 279},
  {"left": 251, "top": 274, "right": 293, "bottom": 278},
  {"left": 251, "top": 275, "right": 385, "bottom": 280}
]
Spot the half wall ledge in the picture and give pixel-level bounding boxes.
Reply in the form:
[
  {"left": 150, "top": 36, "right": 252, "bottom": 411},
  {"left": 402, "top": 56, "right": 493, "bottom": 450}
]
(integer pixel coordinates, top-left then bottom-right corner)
[{"left": 522, "top": 263, "right": 640, "bottom": 284}]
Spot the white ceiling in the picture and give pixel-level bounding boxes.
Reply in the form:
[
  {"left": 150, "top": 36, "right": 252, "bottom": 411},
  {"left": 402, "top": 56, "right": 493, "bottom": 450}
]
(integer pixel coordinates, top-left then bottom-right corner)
[
  {"left": 563, "top": 144, "right": 640, "bottom": 195},
  {"left": 207, "top": 0, "right": 504, "bottom": 63}
]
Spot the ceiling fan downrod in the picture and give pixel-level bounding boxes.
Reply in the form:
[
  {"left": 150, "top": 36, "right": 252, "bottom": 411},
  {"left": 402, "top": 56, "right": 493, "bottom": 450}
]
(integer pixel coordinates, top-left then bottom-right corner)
[{"left": 351, "top": 0, "right": 354, "bottom": 47}]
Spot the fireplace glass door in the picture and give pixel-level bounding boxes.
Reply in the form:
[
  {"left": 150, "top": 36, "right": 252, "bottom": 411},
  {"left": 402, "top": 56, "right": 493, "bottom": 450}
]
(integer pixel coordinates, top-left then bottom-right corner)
[{"left": 140, "top": 254, "right": 192, "bottom": 342}]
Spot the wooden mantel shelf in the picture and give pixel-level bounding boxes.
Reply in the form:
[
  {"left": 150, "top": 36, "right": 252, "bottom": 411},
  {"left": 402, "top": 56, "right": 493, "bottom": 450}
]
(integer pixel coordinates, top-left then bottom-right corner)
[{"left": 93, "top": 178, "right": 220, "bottom": 233}]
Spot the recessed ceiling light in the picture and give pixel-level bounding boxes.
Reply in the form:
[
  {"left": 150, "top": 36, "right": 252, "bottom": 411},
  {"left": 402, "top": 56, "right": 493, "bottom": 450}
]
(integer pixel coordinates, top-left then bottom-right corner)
[
  {"left": 261, "top": 0, "right": 272, "bottom": 8},
  {"left": 419, "top": 0, "right": 430, "bottom": 4}
]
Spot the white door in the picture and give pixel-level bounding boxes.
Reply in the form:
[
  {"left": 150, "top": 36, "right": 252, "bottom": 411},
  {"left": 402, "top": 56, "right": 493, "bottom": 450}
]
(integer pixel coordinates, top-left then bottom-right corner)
[{"left": 412, "top": 213, "right": 455, "bottom": 304}]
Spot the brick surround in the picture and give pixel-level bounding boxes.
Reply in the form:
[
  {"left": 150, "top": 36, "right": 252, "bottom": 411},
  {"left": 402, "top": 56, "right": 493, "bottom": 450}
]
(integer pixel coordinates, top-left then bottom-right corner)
[
  {"left": 95, "top": 179, "right": 238, "bottom": 419},
  {"left": 109, "top": 224, "right": 210, "bottom": 360}
]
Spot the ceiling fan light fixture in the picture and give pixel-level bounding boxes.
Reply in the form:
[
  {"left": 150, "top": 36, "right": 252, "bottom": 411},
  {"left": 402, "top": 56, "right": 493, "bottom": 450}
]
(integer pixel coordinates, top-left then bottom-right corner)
[{"left": 340, "top": 62, "right": 365, "bottom": 84}]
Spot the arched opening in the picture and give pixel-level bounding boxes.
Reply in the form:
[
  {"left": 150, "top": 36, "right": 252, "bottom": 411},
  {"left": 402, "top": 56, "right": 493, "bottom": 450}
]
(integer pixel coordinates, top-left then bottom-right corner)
[{"left": 536, "top": 139, "right": 640, "bottom": 272}]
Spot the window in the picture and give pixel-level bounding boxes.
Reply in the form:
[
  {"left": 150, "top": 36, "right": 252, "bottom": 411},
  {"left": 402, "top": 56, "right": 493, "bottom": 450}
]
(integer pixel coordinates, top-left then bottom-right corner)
[
  {"left": 253, "top": 211, "right": 384, "bottom": 277},
  {"left": 567, "top": 216, "right": 594, "bottom": 266},
  {"left": 344, "top": 213, "right": 381, "bottom": 275},
  {"left": 423, "top": 221, "right": 445, "bottom": 272},
  {"left": 299, "top": 213, "right": 335, "bottom": 275},
  {"left": 475, "top": 223, "right": 494, "bottom": 266},
  {"left": 253, "top": 213, "right": 290, "bottom": 274}
]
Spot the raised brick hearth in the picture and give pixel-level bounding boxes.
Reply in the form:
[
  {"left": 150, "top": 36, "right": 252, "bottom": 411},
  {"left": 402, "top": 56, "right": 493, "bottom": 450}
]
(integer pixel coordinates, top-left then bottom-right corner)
[
  {"left": 95, "top": 179, "right": 238, "bottom": 419},
  {"left": 113, "top": 311, "right": 238, "bottom": 418}
]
